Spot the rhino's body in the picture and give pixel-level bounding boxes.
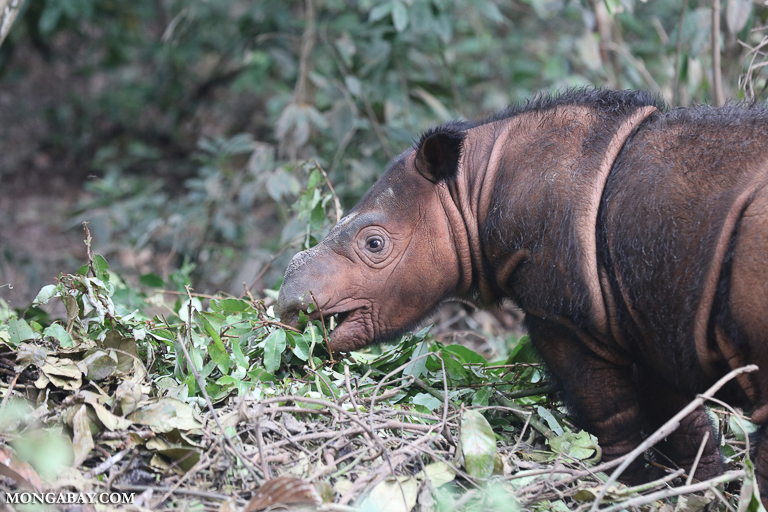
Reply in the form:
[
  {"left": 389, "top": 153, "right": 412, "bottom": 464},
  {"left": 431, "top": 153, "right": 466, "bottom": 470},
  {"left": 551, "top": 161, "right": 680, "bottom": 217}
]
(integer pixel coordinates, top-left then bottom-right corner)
[{"left": 278, "top": 89, "right": 768, "bottom": 498}]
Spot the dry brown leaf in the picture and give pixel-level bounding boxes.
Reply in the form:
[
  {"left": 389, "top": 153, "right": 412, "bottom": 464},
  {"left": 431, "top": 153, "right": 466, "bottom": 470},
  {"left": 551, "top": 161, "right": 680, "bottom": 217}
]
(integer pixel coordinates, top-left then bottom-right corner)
[
  {"left": 128, "top": 397, "right": 204, "bottom": 433},
  {"left": 0, "top": 445, "right": 43, "bottom": 492},
  {"left": 102, "top": 330, "right": 138, "bottom": 374},
  {"left": 245, "top": 476, "right": 321, "bottom": 511},
  {"left": 72, "top": 404, "right": 95, "bottom": 467},
  {"left": 15, "top": 343, "right": 47, "bottom": 372}
]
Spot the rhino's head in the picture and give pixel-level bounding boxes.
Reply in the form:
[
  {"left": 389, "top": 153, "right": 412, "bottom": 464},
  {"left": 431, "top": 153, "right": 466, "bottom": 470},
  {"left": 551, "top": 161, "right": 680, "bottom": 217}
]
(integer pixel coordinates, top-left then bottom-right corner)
[{"left": 277, "top": 126, "right": 471, "bottom": 352}]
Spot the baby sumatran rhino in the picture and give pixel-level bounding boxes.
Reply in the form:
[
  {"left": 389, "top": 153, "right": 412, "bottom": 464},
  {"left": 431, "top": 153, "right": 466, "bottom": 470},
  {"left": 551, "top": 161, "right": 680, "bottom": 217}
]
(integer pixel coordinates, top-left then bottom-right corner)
[{"left": 278, "top": 89, "right": 768, "bottom": 499}]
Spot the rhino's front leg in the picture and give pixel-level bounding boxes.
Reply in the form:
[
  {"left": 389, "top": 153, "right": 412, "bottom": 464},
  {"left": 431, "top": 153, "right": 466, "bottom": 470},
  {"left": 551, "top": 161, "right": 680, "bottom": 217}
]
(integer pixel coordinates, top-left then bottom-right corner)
[
  {"left": 526, "top": 316, "right": 648, "bottom": 483},
  {"left": 635, "top": 374, "right": 723, "bottom": 480}
]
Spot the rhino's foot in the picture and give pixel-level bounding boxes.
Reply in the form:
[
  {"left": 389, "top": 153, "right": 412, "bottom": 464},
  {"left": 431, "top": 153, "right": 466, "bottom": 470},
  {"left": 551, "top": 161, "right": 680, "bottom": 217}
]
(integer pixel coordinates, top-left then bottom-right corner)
[{"left": 653, "top": 407, "right": 723, "bottom": 481}]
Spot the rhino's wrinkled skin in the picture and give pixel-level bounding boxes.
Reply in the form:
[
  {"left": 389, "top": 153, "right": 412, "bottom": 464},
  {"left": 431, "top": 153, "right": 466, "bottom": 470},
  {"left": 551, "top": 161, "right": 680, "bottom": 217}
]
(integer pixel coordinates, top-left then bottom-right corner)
[{"left": 277, "top": 89, "right": 768, "bottom": 501}]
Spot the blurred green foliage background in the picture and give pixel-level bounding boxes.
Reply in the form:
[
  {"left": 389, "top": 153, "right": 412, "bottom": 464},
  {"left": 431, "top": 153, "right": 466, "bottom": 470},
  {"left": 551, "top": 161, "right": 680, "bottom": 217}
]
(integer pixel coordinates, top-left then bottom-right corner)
[{"left": 1, "top": 0, "right": 767, "bottom": 305}]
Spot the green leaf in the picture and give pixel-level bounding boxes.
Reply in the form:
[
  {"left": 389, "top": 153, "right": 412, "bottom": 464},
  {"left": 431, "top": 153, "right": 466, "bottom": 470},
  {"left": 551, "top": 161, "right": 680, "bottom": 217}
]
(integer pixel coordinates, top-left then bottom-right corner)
[
  {"left": 391, "top": 1, "right": 409, "bottom": 32},
  {"left": 218, "top": 298, "right": 249, "bottom": 312},
  {"left": 368, "top": 2, "right": 392, "bottom": 22},
  {"left": 537, "top": 406, "right": 564, "bottom": 436},
  {"left": 208, "top": 340, "right": 231, "bottom": 374},
  {"left": 93, "top": 254, "right": 110, "bottom": 282},
  {"left": 738, "top": 458, "right": 768, "bottom": 512},
  {"left": 263, "top": 329, "right": 286, "bottom": 373},
  {"left": 403, "top": 340, "right": 429, "bottom": 378},
  {"left": 548, "top": 430, "right": 598, "bottom": 461},
  {"left": 139, "top": 273, "right": 164, "bottom": 288},
  {"left": 33, "top": 285, "right": 59, "bottom": 306},
  {"left": 310, "top": 202, "right": 326, "bottom": 231},
  {"left": 247, "top": 368, "right": 276, "bottom": 382},
  {"left": 473, "top": 387, "right": 491, "bottom": 406},
  {"left": 232, "top": 337, "right": 248, "bottom": 369},
  {"left": 360, "top": 476, "right": 418, "bottom": 512},
  {"left": 290, "top": 332, "right": 310, "bottom": 361},
  {"left": 412, "top": 393, "right": 442, "bottom": 411},
  {"left": 508, "top": 336, "right": 539, "bottom": 364},
  {"left": 43, "top": 323, "right": 74, "bottom": 348},
  {"left": 442, "top": 356, "right": 467, "bottom": 383},
  {"left": 7, "top": 318, "right": 35, "bottom": 347},
  {"left": 198, "top": 312, "right": 226, "bottom": 353},
  {"left": 417, "top": 462, "right": 455, "bottom": 488},
  {"left": 442, "top": 344, "right": 486, "bottom": 364},
  {"left": 730, "top": 415, "right": 759, "bottom": 442},
  {"left": 460, "top": 410, "right": 497, "bottom": 479}
]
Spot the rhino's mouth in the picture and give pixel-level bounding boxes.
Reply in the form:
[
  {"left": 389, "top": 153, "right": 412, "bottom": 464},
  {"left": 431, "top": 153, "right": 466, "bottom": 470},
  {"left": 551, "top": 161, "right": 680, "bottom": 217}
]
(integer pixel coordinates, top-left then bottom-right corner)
[{"left": 319, "top": 305, "right": 373, "bottom": 353}]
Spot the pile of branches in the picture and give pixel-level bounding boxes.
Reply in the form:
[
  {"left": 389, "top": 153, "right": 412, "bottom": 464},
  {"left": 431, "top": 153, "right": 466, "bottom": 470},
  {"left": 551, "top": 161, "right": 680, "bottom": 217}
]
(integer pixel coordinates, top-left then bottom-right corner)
[{"left": 0, "top": 242, "right": 763, "bottom": 512}]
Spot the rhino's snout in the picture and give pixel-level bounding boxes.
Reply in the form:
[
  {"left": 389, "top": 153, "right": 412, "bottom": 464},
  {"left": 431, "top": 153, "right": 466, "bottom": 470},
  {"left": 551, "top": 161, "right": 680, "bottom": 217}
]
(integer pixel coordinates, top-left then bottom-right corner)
[{"left": 277, "top": 250, "right": 314, "bottom": 327}]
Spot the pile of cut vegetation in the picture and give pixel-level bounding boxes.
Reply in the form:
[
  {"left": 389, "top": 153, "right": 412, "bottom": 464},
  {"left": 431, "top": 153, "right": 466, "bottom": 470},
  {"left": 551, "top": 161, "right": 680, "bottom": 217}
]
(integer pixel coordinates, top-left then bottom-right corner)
[{"left": 0, "top": 236, "right": 761, "bottom": 512}]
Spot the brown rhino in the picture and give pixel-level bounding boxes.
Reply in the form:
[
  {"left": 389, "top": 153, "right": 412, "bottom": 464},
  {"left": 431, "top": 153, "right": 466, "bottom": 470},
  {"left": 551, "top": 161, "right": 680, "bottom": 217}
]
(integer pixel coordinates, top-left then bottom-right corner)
[{"left": 277, "top": 89, "right": 768, "bottom": 497}]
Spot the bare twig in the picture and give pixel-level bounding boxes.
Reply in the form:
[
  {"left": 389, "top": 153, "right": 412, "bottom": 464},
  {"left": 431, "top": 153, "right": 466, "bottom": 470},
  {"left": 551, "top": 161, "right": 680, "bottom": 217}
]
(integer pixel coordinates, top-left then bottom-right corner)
[
  {"left": 602, "top": 41, "right": 663, "bottom": 95},
  {"left": 254, "top": 405, "right": 272, "bottom": 479},
  {"left": 362, "top": 95, "right": 395, "bottom": 159},
  {"left": 711, "top": 486, "right": 737, "bottom": 512},
  {"left": 314, "top": 159, "right": 342, "bottom": 223},
  {"left": 686, "top": 430, "right": 710, "bottom": 485},
  {"left": 258, "top": 318, "right": 302, "bottom": 333},
  {"left": 154, "top": 289, "right": 230, "bottom": 300},
  {"left": 82, "top": 222, "right": 97, "bottom": 278},
  {"left": 114, "top": 484, "right": 243, "bottom": 504},
  {"left": 0, "top": 372, "right": 19, "bottom": 414},
  {"left": 309, "top": 290, "right": 334, "bottom": 363},
  {"left": 738, "top": 34, "right": 768, "bottom": 101},
  {"left": 243, "top": 235, "right": 302, "bottom": 297},
  {"left": 294, "top": 0, "right": 315, "bottom": 107},
  {"left": 712, "top": 0, "right": 725, "bottom": 106},
  {"left": 673, "top": 0, "right": 689, "bottom": 106},
  {"left": 343, "top": 365, "right": 361, "bottom": 416},
  {"left": 501, "top": 384, "right": 555, "bottom": 399},
  {"left": 84, "top": 446, "right": 133, "bottom": 479},
  {"left": 598, "top": 471, "right": 745, "bottom": 512}
]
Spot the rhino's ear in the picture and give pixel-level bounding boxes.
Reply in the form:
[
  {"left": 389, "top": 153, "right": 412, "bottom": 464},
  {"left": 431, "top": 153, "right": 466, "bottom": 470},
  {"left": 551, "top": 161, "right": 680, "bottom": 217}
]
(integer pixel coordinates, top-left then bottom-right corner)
[{"left": 414, "top": 127, "right": 465, "bottom": 183}]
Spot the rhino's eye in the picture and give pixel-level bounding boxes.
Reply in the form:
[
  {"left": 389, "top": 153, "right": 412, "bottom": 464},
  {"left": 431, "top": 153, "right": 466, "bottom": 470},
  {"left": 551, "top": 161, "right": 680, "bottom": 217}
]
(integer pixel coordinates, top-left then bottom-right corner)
[{"left": 366, "top": 236, "right": 384, "bottom": 252}]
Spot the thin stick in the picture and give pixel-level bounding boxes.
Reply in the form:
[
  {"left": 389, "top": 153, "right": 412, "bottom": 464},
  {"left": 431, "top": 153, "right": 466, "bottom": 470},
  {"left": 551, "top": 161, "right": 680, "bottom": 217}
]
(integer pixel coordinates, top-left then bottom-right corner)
[
  {"left": 686, "top": 430, "right": 710, "bottom": 485},
  {"left": 254, "top": 405, "right": 271, "bottom": 479},
  {"left": 309, "top": 290, "right": 334, "bottom": 363},
  {"left": 258, "top": 318, "right": 302, "bottom": 333},
  {"left": 314, "top": 159, "right": 342, "bottom": 223},
  {"left": 84, "top": 446, "right": 132, "bottom": 479},
  {"left": 598, "top": 470, "right": 745, "bottom": 512},
  {"left": 243, "top": 240, "right": 295, "bottom": 296},
  {"left": 712, "top": 0, "right": 725, "bottom": 106},
  {"left": 154, "top": 289, "right": 229, "bottom": 300},
  {"left": 82, "top": 222, "right": 97, "bottom": 278},
  {"left": 344, "top": 365, "right": 361, "bottom": 415},
  {"left": 673, "top": 0, "right": 689, "bottom": 105},
  {"left": 0, "top": 372, "right": 19, "bottom": 414},
  {"left": 589, "top": 365, "right": 757, "bottom": 511},
  {"left": 502, "top": 384, "right": 555, "bottom": 399},
  {"left": 711, "top": 486, "right": 737, "bottom": 512}
]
